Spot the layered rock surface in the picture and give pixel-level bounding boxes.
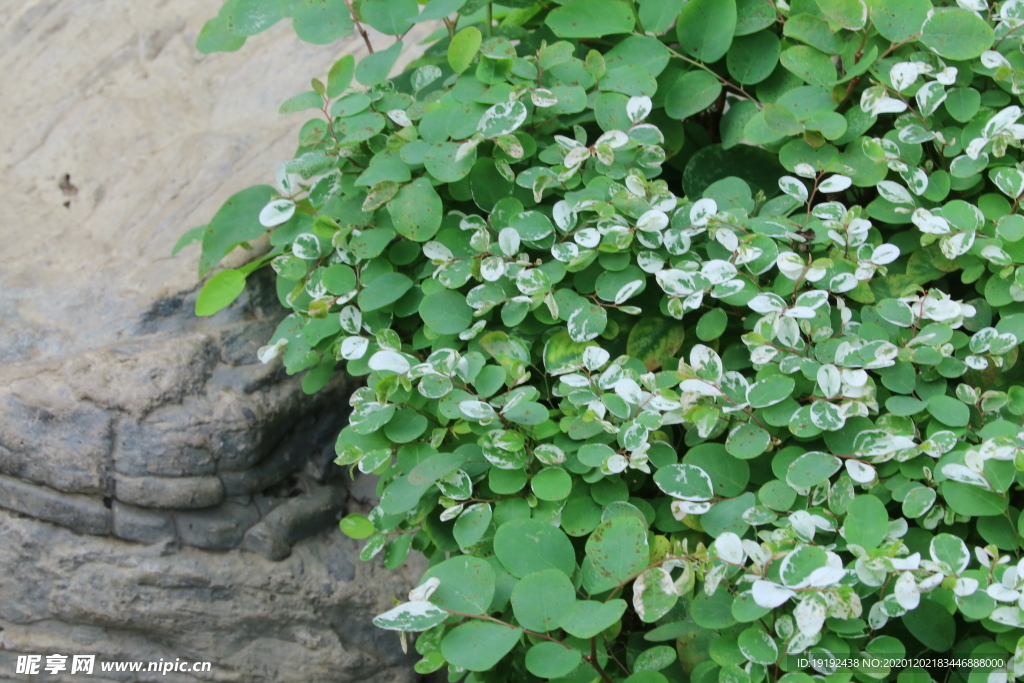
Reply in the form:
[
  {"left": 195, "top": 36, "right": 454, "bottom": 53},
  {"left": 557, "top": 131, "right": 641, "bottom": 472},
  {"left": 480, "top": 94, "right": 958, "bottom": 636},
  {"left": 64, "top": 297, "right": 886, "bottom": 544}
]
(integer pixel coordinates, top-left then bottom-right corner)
[{"left": 0, "top": 1, "right": 432, "bottom": 679}]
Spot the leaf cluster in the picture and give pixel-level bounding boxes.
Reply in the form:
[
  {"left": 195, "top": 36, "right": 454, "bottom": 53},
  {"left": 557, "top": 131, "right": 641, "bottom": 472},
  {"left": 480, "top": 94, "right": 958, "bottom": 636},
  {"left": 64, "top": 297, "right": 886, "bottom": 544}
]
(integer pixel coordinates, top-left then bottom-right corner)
[{"left": 181, "top": 0, "right": 1024, "bottom": 681}]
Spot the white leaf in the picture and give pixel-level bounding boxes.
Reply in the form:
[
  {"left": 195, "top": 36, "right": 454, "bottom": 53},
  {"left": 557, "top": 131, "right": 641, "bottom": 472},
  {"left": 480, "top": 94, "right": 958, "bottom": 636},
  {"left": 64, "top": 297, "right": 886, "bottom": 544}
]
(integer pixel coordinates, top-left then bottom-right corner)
[
  {"left": 912, "top": 208, "right": 951, "bottom": 235},
  {"left": 871, "top": 244, "right": 900, "bottom": 264},
  {"left": 459, "top": 400, "right": 496, "bottom": 420},
  {"left": 340, "top": 336, "right": 369, "bottom": 360},
  {"left": 260, "top": 198, "right": 296, "bottom": 227},
  {"left": 818, "top": 175, "right": 852, "bottom": 193},
  {"left": 805, "top": 566, "right": 847, "bottom": 588},
  {"left": 679, "top": 379, "right": 722, "bottom": 396},
  {"left": 941, "top": 463, "right": 991, "bottom": 488},
  {"left": 989, "top": 584, "right": 1023, "bottom": 602},
  {"left": 752, "top": 580, "right": 796, "bottom": 608},
  {"left": 637, "top": 209, "right": 669, "bottom": 232},
  {"left": 670, "top": 500, "right": 712, "bottom": 518},
  {"left": 423, "top": 241, "right": 454, "bottom": 261},
  {"left": 982, "top": 50, "right": 1012, "bottom": 69},
  {"left": 690, "top": 198, "right": 718, "bottom": 227},
  {"left": 368, "top": 350, "right": 410, "bottom": 374},
  {"left": 954, "top": 577, "right": 979, "bottom": 597},
  {"left": 498, "top": 228, "right": 520, "bottom": 257},
  {"left": 845, "top": 459, "right": 876, "bottom": 484},
  {"left": 794, "top": 597, "right": 826, "bottom": 636},
  {"left": 890, "top": 62, "right": 919, "bottom": 91},
  {"left": 531, "top": 88, "right": 558, "bottom": 107},
  {"left": 894, "top": 572, "right": 921, "bottom": 610},
  {"left": 985, "top": 106, "right": 1023, "bottom": 138},
  {"left": 372, "top": 601, "right": 449, "bottom": 631},
  {"left": 409, "top": 576, "right": 441, "bottom": 602},
  {"left": 715, "top": 532, "right": 745, "bottom": 565},
  {"left": 626, "top": 95, "right": 653, "bottom": 123},
  {"left": 257, "top": 338, "right": 288, "bottom": 364},
  {"left": 876, "top": 180, "right": 914, "bottom": 205}
]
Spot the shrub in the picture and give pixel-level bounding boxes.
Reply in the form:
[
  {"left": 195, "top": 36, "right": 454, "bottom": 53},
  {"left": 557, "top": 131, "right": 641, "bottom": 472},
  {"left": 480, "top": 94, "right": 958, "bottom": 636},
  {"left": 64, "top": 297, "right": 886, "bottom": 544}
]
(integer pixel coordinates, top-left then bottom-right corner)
[{"left": 181, "top": 0, "right": 1024, "bottom": 681}]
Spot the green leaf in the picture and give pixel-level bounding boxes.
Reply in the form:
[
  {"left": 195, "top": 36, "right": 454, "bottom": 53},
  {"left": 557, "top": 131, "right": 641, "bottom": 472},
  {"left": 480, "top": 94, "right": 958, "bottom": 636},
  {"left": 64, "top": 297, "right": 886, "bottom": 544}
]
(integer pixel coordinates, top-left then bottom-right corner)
[
  {"left": 558, "top": 599, "right": 628, "bottom": 638},
  {"left": 358, "top": 272, "right": 413, "bottom": 311},
  {"left": 941, "top": 481, "right": 1006, "bottom": 516},
  {"left": 279, "top": 90, "right": 322, "bottom": 114},
  {"left": 676, "top": 0, "right": 736, "bottom": 63},
  {"left": 626, "top": 316, "right": 687, "bottom": 370},
  {"left": 423, "top": 556, "right": 496, "bottom": 614},
  {"left": 531, "top": 468, "right": 572, "bottom": 501},
  {"left": 525, "top": 641, "right": 583, "bottom": 678},
  {"left": 786, "top": 451, "right": 841, "bottom": 488},
  {"left": 585, "top": 517, "right": 650, "bottom": 585},
  {"left": 638, "top": 0, "right": 686, "bottom": 34},
  {"left": 200, "top": 185, "right": 275, "bottom": 275},
  {"left": 172, "top": 225, "right": 206, "bottom": 256},
  {"left": 195, "top": 269, "right": 246, "bottom": 316},
  {"left": 454, "top": 503, "right": 492, "bottom": 548},
  {"left": 291, "top": 0, "right": 354, "bottom": 44},
  {"left": 327, "top": 54, "right": 355, "bottom": 98},
  {"left": 816, "top": 0, "right": 867, "bottom": 30},
  {"left": 448, "top": 26, "right": 482, "bottom": 74},
  {"left": 727, "top": 31, "right": 781, "bottom": 85},
  {"left": 737, "top": 626, "right": 778, "bottom": 665},
  {"left": 196, "top": 16, "right": 246, "bottom": 53},
  {"left": 360, "top": 0, "right": 417, "bottom": 35},
  {"left": 419, "top": 289, "right": 474, "bottom": 335},
  {"left": 414, "top": 0, "right": 468, "bottom": 22},
  {"left": 902, "top": 599, "right": 956, "bottom": 652},
  {"left": 546, "top": 0, "right": 636, "bottom": 38},
  {"left": 441, "top": 621, "right": 522, "bottom": 671},
  {"left": 746, "top": 375, "right": 796, "bottom": 409},
  {"left": 920, "top": 8, "right": 994, "bottom": 61},
  {"left": 511, "top": 569, "right": 576, "bottom": 632},
  {"left": 927, "top": 395, "right": 970, "bottom": 427},
  {"left": 696, "top": 308, "right": 728, "bottom": 341},
  {"left": 665, "top": 70, "right": 723, "bottom": 121},
  {"left": 691, "top": 588, "right": 737, "bottom": 629},
  {"left": 734, "top": 0, "right": 776, "bottom": 35},
  {"left": 843, "top": 495, "right": 888, "bottom": 549},
  {"left": 726, "top": 422, "right": 771, "bottom": 459},
  {"left": 494, "top": 518, "right": 576, "bottom": 578},
  {"left": 870, "top": 0, "right": 931, "bottom": 42},
  {"left": 339, "top": 514, "right": 376, "bottom": 539},
  {"left": 356, "top": 40, "right": 404, "bottom": 86},
  {"left": 779, "top": 46, "right": 837, "bottom": 86},
  {"left": 388, "top": 178, "right": 443, "bottom": 242}
]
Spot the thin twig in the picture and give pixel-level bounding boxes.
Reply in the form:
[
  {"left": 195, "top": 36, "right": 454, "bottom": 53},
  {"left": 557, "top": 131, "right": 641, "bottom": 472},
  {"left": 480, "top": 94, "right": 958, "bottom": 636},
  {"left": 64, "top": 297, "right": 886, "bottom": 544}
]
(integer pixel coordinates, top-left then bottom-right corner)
[{"left": 343, "top": 0, "right": 375, "bottom": 53}]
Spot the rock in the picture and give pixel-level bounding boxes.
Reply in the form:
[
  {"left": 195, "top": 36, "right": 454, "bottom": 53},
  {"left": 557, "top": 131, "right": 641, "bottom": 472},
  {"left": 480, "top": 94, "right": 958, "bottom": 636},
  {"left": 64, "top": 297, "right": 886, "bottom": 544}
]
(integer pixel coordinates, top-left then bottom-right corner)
[
  {"left": 0, "top": 509, "right": 424, "bottom": 683},
  {"left": 0, "top": 0, "right": 436, "bottom": 679}
]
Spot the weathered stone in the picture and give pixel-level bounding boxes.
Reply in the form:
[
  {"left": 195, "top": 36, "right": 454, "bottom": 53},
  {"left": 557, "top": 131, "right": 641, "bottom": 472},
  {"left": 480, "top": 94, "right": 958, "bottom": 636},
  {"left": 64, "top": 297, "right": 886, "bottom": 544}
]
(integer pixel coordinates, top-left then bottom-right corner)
[
  {"left": 0, "top": 474, "right": 111, "bottom": 536},
  {"left": 112, "top": 501, "right": 177, "bottom": 545},
  {"left": 241, "top": 522, "right": 291, "bottom": 562},
  {"left": 219, "top": 442, "right": 305, "bottom": 496},
  {"left": 0, "top": 509, "right": 424, "bottom": 683},
  {"left": 114, "top": 473, "right": 224, "bottom": 509},
  {"left": 175, "top": 502, "right": 262, "bottom": 549}
]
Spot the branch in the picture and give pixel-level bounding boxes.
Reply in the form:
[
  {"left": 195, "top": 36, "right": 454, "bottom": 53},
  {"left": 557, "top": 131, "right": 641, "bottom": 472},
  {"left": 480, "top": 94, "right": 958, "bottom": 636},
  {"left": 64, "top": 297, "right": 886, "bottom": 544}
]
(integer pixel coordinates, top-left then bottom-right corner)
[{"left": 343, "top": 0, "right": 375, "bottom": 53}]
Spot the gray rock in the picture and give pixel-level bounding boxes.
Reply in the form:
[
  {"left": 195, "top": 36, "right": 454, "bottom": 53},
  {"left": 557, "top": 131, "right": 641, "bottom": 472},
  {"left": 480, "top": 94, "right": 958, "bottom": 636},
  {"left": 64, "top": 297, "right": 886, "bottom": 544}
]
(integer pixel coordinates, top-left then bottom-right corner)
[
  {"left": 174, "top": 502, "right": 261, "bottom": 549},
  {"left": 114, "top": 473, "right": 224, "bottom": 510},
  {"left": 112, "top": 501, "right": 177, "bottom": 545},
  {"left": 0, "top": 474, "right": 111, "bottom": 536}
]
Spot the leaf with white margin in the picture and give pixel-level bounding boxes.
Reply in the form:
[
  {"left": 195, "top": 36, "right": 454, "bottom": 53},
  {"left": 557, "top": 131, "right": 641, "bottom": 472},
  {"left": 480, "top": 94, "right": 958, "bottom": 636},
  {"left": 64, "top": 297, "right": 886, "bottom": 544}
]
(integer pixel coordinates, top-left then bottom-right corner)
[
  {"left": 845, "top": 459, "right": 876, "bottom": 484},
  {"left": 794, "top": 596, "right": 826, "bottom": 636},
  {"left": 690, "top": 198, "right": 717, "bottom": 227},
  {"left": 260, "top": 198, "right": 296, "bottom": 227},
  {"left": 871, "top": 244, "right": 900, "bottom": 264},
  {"left": 258, "top": 338, "right": 288, "bottom": 363},
  {"left": 930, "top": 533, "right": 970, "bottom": 573},
  {"left": 478, "top": 101, "right": 528, "bottom": 137},
  {"left": 991, "top": 167, "right": 1024, "bottom": 198},
  {"left": 715, "top": 532, "right": 745, "bottom": 565},
  {"left": 654, "top": 463, "right": 714, "bottom": 501},
  {"left": 409, "top": 576, "right": 441, "bottom": 602},
  {"left": 459, "top": 400, "right": 496, "bottom": 420},
  {"left": 992, "top": 606, "right": 1024, "bottom": 627},
  {"left": 596, "top": 130, "right": 628, "bottom": 148},
  {"left": 953, "top": 577, "right": 979, "bottom": 597},
  {"left": 817, "top": 364, "right": 841, "bottom": 398},
  {"left": 748, "top": 292, "right": 786, "bottom": 313},
  {"left": 752, "top": 580, "right": 796, "bottom": 608},
  {"left": 819, "top": 175, "right": 853, "bottom": 193},
  {"left": 373, "top": 601, "right": 449, "bottom": 631},
  {"left": 804, "top": 566, "right": 847, "bottom": 588},
  {"left": 941, "top": 463, "right": 991, "bottom": 488},
  {"left": 779, "top": 176, "right": 809, "bottom": 202},
  {"left": 531, "top": 88, "right": 558, "bottom": 107},
  {"left": 627, "top": 95, "right": 653, "bottom": 123},
  {"left": 341, "top": 336, "right": 369, "bottom": 360},
  {"left": 912, "top": 208, "right": 951, "bottom": 234},
  {"left": 890, "top": 62, "right": 918, "bottom": 91},
  {"left": 670, "top": 500, "right": 712, "bottom": 518},
  {"left": 894, "top": 571, "right": 921, "bottom": 610},
  {"left": 988, "top": 584, "right": 1022, "bottom": 602},
  {"left": 876, "top": 180, "right": 914, "bottom": 204},
  {"left": 636, "top": 209, "right": 669, "bottom": 232},
  {"left": 982, "top": 50, "right": 1012, "bottom": 69},
  {"left": 984, "top": 106, "right": 1023, "bottom": 138},
  {"left": 678, "top": 379, "right": 722, "bottom": 396},
  {"left": 916, "top": 81, "right": 947, "bottom": 116},
  {"left": 368, "top": 350, "right": 410, "bottom": 374}
]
